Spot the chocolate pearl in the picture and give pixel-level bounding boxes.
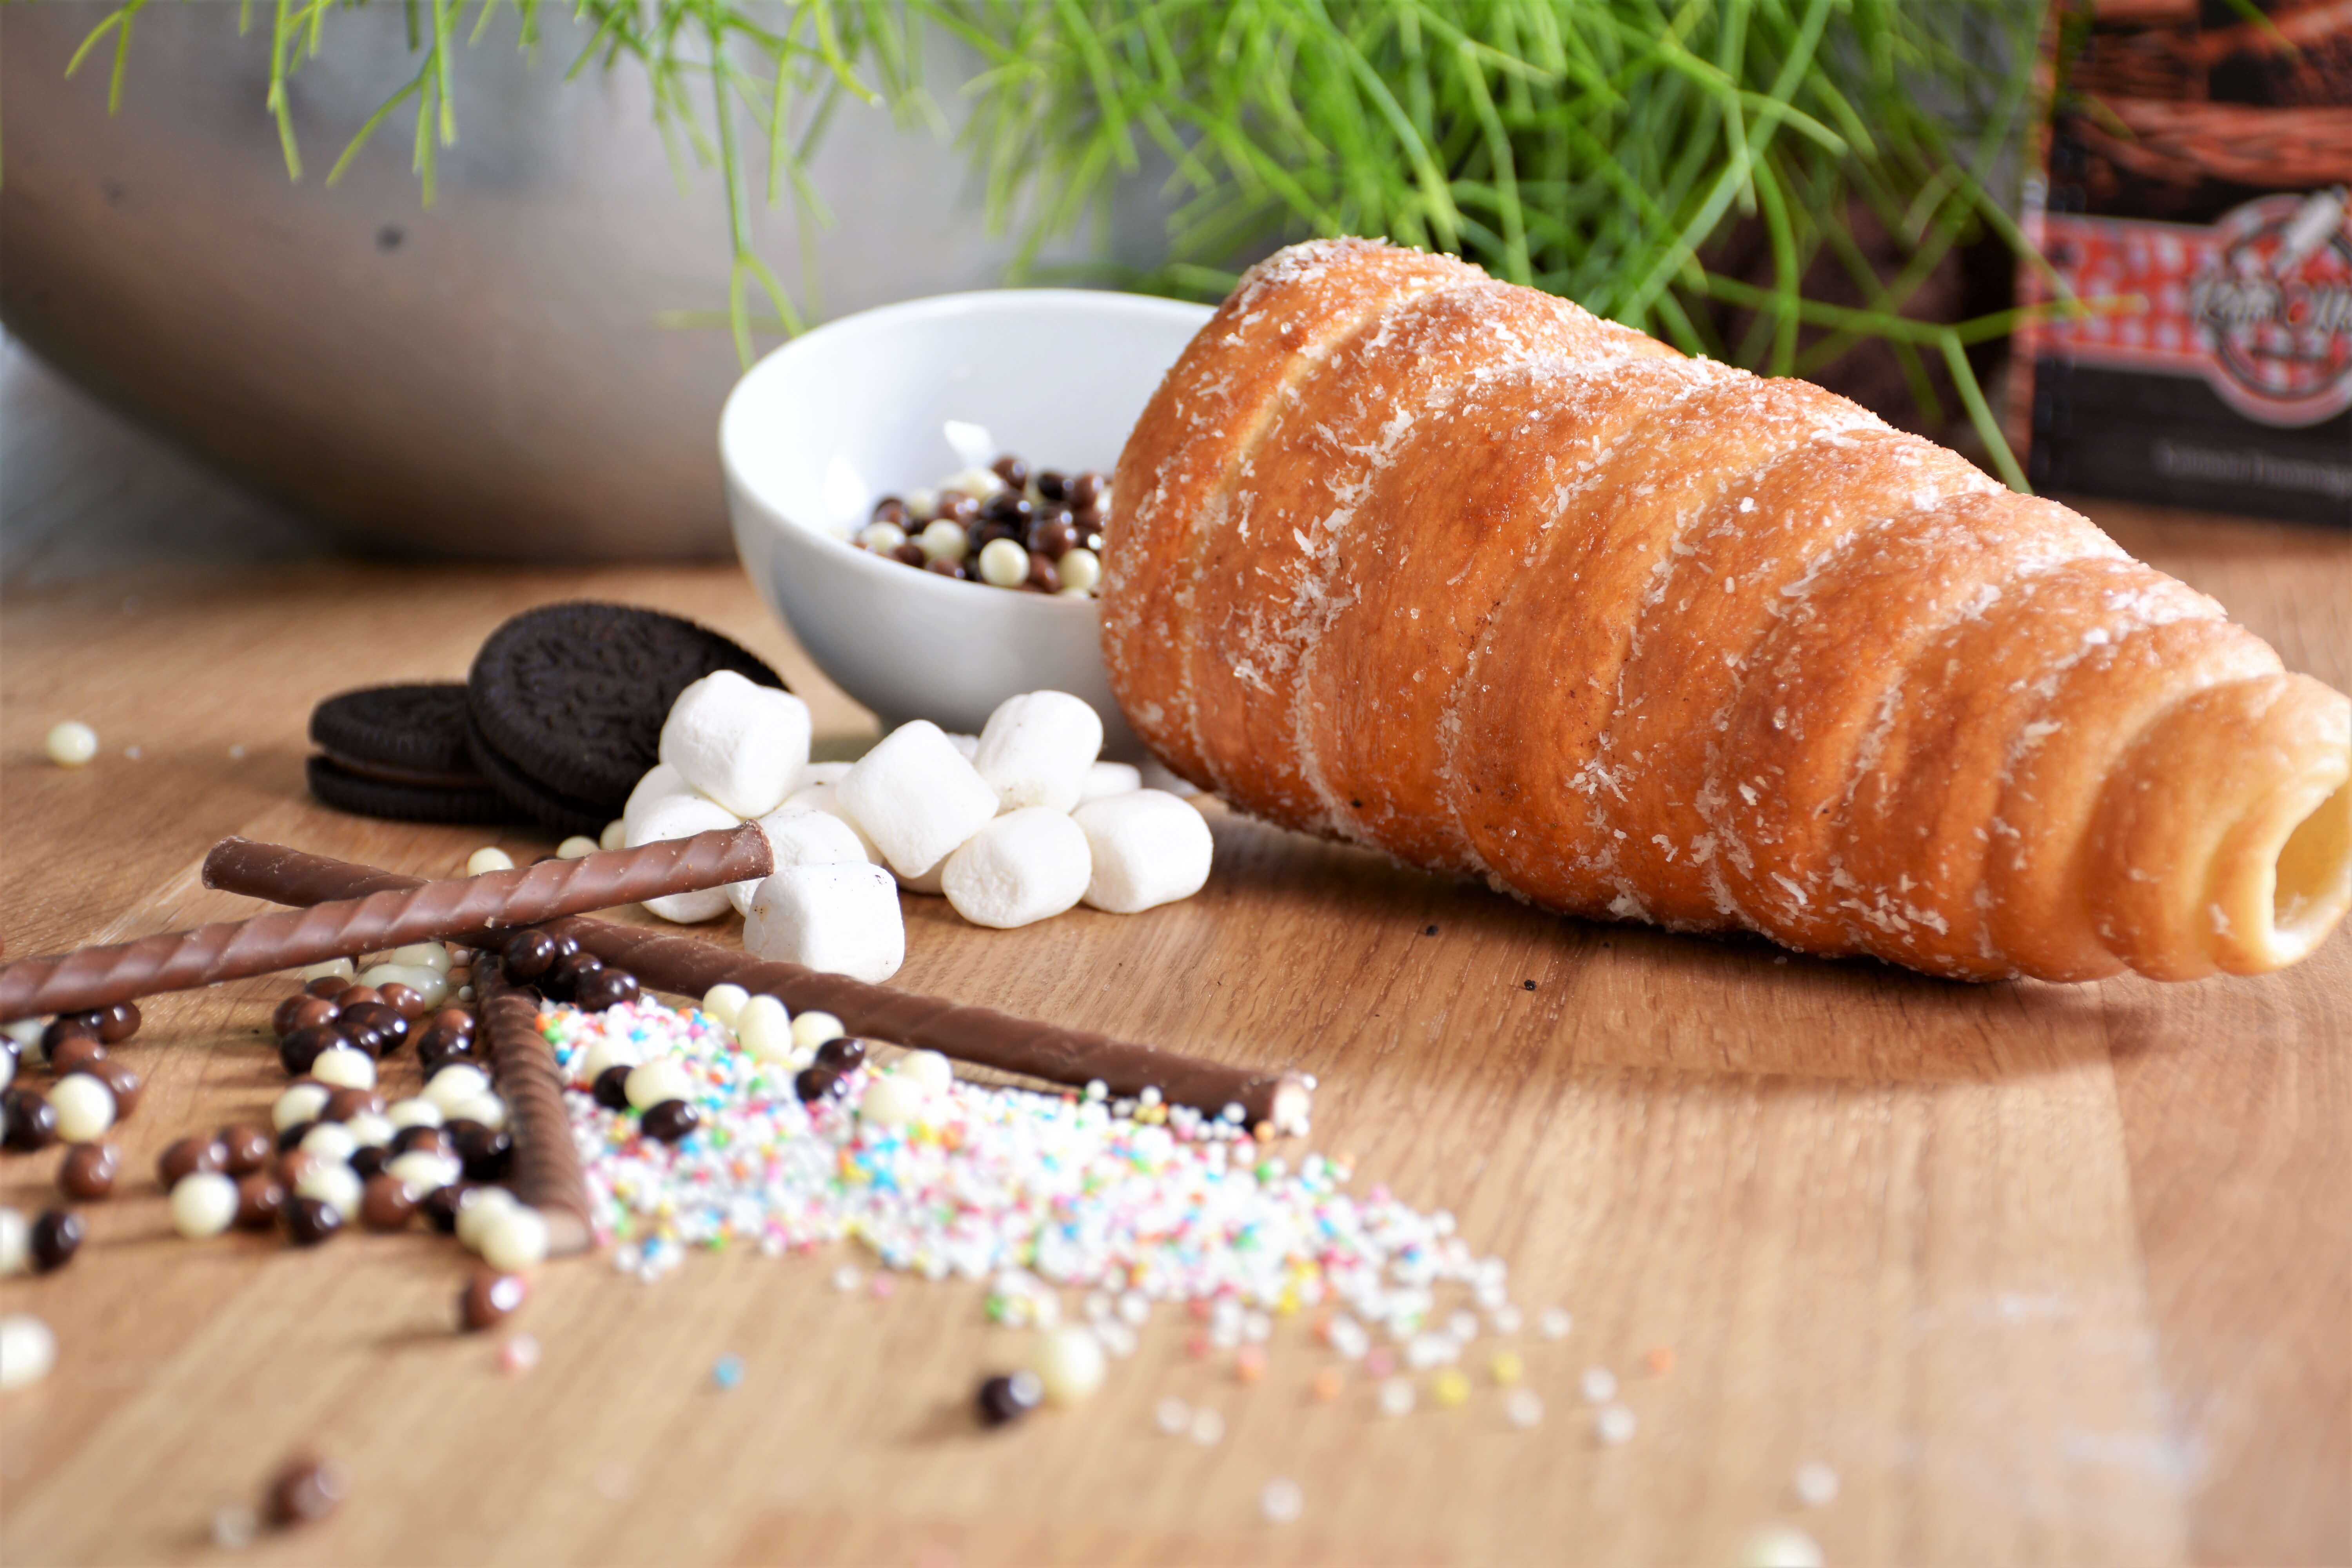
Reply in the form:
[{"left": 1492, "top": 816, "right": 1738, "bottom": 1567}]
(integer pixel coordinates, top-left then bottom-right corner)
[
  {"left": 982, "top": 490, "right": 1033, "bottom": 526},
  {"left": 359, "top": 1174, "right": 419, "bottom": 1231},
  {"left": 376, "top": 982, "right": 428, "bottom": 1021},
  {"left": 95, "top": 1002, "right": 141, "bottom": 1044},
  {"left": 276, "top": 1153, "right": 322, "bottom": 1197},
  {"left": 976, "top": 1370, "right": 1044, "bottom": 1427},
  {"left": 158, "top": 1133, "right": 227, "bottom": 1185},
  {"left": 991, "top": 454, "right": 1030, "bottom": 491},
  {"left": 812, "top": 1036, "right": 867, "bottom": 1074},
  {"left": 218, "top": 1123, "right": 275, "bottom": 1175},
  {"left": 281, "top": 1195, "right": 342, "bottom": 1247},
  {"left": 415, "top": 1031, "right": 477, "bottom": 1077},
  {"left": 351, "top": 1145, "right": 391, "bottom": 1180},
  {"left": 276, "top": 1122, "right": 319, "bottom": 1162},
  {"left": 341, "top": 1002, "right": 409, "bottom": 1053},
  {"left": 332, "top": 985, "right": 383, "bottom": 1011},
  {"left": 91, "top": 1061, "right": 144, "bottom": 1120},
  {"left": 30, "top": 1208, "right": 83, "bottom": 1272},
  {"left": 573, "top": 968, "right": 641, "bottom": 1014},
  {"left": 264, "top": 1455, "right": 347, "bottom": 1527},
  {"left": 279, "top": 1025, "right": 347, "bottom": 1077},
  {"left": 926, "top": 557, "right": 969, "bottom": 581},
  {"left": 871, "top": 496, "right": 909, "bottom": 526},
  {"left": 1067, "top": 470, "right": 1105, "bottom": 508},
  {"left": 935, "top": 489, "right": 979, "bottom": 523},
  {"left": 41, "top": 1014, "right": 102, "bottom": 1061},
  {"left": 1024, "top": 553, "right": 1062, "bottom": 594},
  {"left": 234, "top": 1172, "right": 287, "bottom": 1231},
  {"left": 592, "top": 1065, "right": 634, "bottom": 1112},
  {"left": 420, "top": 1182, "right": 474, "bottom": 1234},
  {"left": 793, "top": 1066, "right": 847, "bottom": 1104},
  {"left": 389, "top": 1125, "right": 452, "bottom": 1160},
  {"left": 59, "top": 1142, "right": 122, "bottom": 1200},
  {"left": 330, "top": 1020, "right": 388, "bottom": 1062},
  {"left": 641, "top": 1099, "right": 700, "bottom": 1143},
  {"left": 890, "top": 542, "right": 928, "bottom": 568},
  {"left": 1035, "top": 469, "right": 1069, "bottom": 503},
  {"left": 49, "top": 1035, "right": 108, "bottom": 1076},
  {"left": 544, "top": 951, "right": 603, "bottom": 1004},
  {"left": 501, "top": 929, "right": 561, "bottom": 982},
  {"left": 304, "top": 974, "right": 348, "bottom": 998},
  {"left": 1029, "top": 518, "right": 1079, "bottom": 560},
  {"left": 454, "top": 1123, "right": 514, "bottom": 1182},
  {"left": 429, "top": 1007, "right": 476, "bottom": 1040},
  {"left": 2, "top": 1090, "right": 60, "bottom": 1151},
  {"left": 459, "top": 1267, "right": 530, "bottom": 1331},
  {"left": 275, "top": 993, "right": 339, "bottom": 1038},
  {"left": 321, "top": 1088, "right": 385, "bottom": 1124}
]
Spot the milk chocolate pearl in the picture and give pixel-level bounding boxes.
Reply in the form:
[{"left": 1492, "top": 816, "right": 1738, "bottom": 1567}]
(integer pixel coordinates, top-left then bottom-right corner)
[
  {"left": 375, "top": 982, "right": 428, "bottom": 1021},
  {"left": 389, "top": 1125, "right": 453, "bottom": 1160},
  {"left": 991, "top": 454, "right": 1030, "bottom": 491},
  {"left": 430, "top": 1007, "right": 476, "bottom": 1040},
  {"left": 274, "top": 993, "right": 331, "bottom": 1037},
  {"left": 279, "top": 1025, "right": 347, "bottom": 1077},
  {"left": 926, "top": 557, "right": 968, "bottom": 581},
  {"left": 3, "top": 1090, "right": 60, "bottom": 1151},
  {"left": 332, "top": 985, "right": 383, "bottom": 1011},
  {"left": 573, "top": 968, "right": 641, "bottom": 1014},
  {"left": 30, "top": 1208, "right": 83, "bottom": 1272},
  {"left": 890, "top": 542, "right": 928, "bottom": 568},
  {"left": 812, "top": 1036, "right": 866, "bottom": 1074},
  {"left": 218, "top": 1123, "right": 275, "bottom": 1175},
  {"left": 281, "top": 1195, "right": 342, "bottom": 1247},
  {"left": 935, "top": 489, "right": 979, "bottom": 523},
  {"left": 871, "top": 495, "right": 909, "bottom": 526},
  {"left": 264, "top": 1455, "right": 347, "bottom": 1527},
  {"left": 500, "top": 929, "right": 560, "bottom": 983},
  {"left": 158, "top": 1134, "right": 227, "bottom": 1185},
  {"left": 1023, "top": 553, "right": 1061, "bottom": 594},
  {"left": 592, "top": 1065, "right": 633, "bottom": 1112},
  {"left": 304, "top": 975, "right": 348, "bottom": 999},
  {"left": 359, "top": 1174, "right": 419, "bottom": 1232},
  {"left": 41, "top": 1014, "right": 102, "bottom": 1060},
  {"left": 641, "top": 1099, "right": 701, "bottom": 1144},
  {"left": 1067, "top": 470, "right": 1105, "bottom": 507},
  {"left": 89, "top": 1061, "right": 143, "bottom": 1121},
  {"left": 48, "top": 1035, "right": 107, "bottom": 1076},
  {"left": 234, "top": 1172, "right": 287, "bottom": 1230},
  {"left": 59, "top": 1142, "right": 121, "bottom": 1200},
  {"left": 459, "top": 1267, "right": 530, "bottom": 1331},
  {"left": 1029, "top": 518, "right": 1079, "bottom": 561},
  {"left": 454, "top": 1124, "right": 513, "bottom": 1182},
  {"left": 420, "top": 1182, "right": 474, "bottom": 1234},
  {"left": 321, "top": 1089, "right": 385, "bottom": 1124},
  {"left": 95, "top": 1002, "right": 141, "bottom": 1044}
]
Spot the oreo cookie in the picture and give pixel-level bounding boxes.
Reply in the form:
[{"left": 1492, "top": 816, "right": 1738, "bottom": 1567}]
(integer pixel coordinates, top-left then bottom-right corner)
[
  {"left": 305, "top": 685, "right": 520, "bottom": 825},
  {"left": 466, "top": 602, "right": 785, "bottom": 828}
]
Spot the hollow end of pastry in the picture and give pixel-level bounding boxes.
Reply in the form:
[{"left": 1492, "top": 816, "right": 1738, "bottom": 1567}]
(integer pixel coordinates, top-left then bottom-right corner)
[{"left": 2209, "top": 764, "right": 2352, "bottom": 976}]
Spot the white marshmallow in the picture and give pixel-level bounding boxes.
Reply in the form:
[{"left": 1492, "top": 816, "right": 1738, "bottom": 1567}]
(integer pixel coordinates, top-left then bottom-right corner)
[
  {"left": 622, "top": 763, "right": 705, "bottom": 840},
  {"left": 973, "top": 691, "right": 1103, "bottom": 813},
  {"left": 744, "top": 863, "right": 905, "bottom": 982},
  {"left": 1073, "top": 789, "right": 1214, "bottom": 913},
  {"left": 1137, "top": 757, "right": 1205, "bottom": 799},
  {"left": 778, "top": 782, "right": 883, "bottom": 865},
  {"left": 895, "top": 858, "right": 947, "bottom": 897},
  {"left": 942, "top": 808, "right": 1092, "bottom": 929},
  {"left": 791, "top": 760, "right": 853, "bottom": 790},
  {"left": 727, "top": 806, "right": 873, "bottom": 915},
  {"left": 837, "top": 721, "right": 999, "bottom": 878},
  {"left": 626, "top": 792, "right": 742, "bottom": 924},
  {"left": 944, "top": 733, "right": 980, "bottom": 761},
  {"left": 658, "top": 670, "right": 811, "bottom": 818},
  {"left": 1080, "top": 761, "right": 1142, "bottom": 803}
]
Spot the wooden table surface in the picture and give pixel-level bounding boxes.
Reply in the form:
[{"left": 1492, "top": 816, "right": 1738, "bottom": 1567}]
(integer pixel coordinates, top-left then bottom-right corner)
[{"left": 2, "top": 354, "right": 2348, "bottom": 1566}]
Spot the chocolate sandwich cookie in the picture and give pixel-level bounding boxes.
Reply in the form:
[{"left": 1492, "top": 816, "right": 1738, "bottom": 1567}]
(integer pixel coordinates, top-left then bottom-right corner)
[
  {"left": 462, "top": 714, "right": 615, "bottom": 839},
  {"left": 466, "top": 602, "right": 785, "bottom": 813},
  {"left": 306, "top": 684, "right": 520, "bottom": 825}
]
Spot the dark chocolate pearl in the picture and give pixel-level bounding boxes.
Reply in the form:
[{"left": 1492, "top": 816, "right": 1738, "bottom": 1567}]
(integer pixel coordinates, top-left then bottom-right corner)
[
  {"left": 281, "top": 1196, "right": 343, "bottom": 1247},
  {"left": 59, "top": 1142, "right": 122, "bottom": 1200},
  {"left": 2, "top": 1090, "right": 60, "bottom": 1152},
  {"left": 812, "top": 1036, "right": 866, "bottom": 1074},
  {"left": 304, "top": 975, "right": 348, "bottom": 998},
  {"left": 991, "top": 454, "right": 1030, "bottom": 491},
  {"left": 871, "top": 496, "right": 909, "bottom": 525},
  {"left": 501, "top": 929, "right": 561, "bottom": 983},
  {"left": 415, "top": 1033, "right": 477, "bottom": 1079},
  {"left": 30, "top": 1208, "right": 84, "bottom": 1272},
  {"left": 390, "top": 1125, "right": 452, "bottom": 1160},
  {"left": 934, "top": 490, "right": 978, "bottom": 523},
  {"left": 332, "top": 985, "right": 383, "bottom": 1011},
  {"left": 971, "top": 519, "right": 1021, "bottom": 554},
  {"left": 331, "top": 1021, "right": 388, "bottom": 1062},
  {"left": 793, "top": 1066, "right": 847, "bottom": 1104},
  {"left": 218, "top": 1123, "right": 275, "bottom": 1175},
  {"left": 982, "top": 490, "right": 1033, "bottom": 526},
  {"left": 49, "top": 1035, "right": 108, "bottom": 1076},
  {"left": 341, "top": 1002, "right": 409, "bottom": 1054},
  {"left": 1067, "top": 470, "right": 1105, "bottom": 508},
  {"left": 641, "top": 1099, "right": 701, "bottom": 1144},
  {"left": 926, "top": 557, "right": 969, "bottom": 581},
  {"left": 420, "top": 1182, "right": 474, "bottom": 1234},
  {"left": 376, "top": 982, "right": 428, "bottom": 1021},
  {"left": 1034, "top": 469, "right": 1069, "bottom": 503},
  {"left": 454, "top": 1123, "right": 514, "bottom": 1182},
  {"left": 158, "top": 1133, "right": 228, "bottom": 1185},
  {"left": 92, "top": 1061, "right": 143, "bottom": 1120},
  {"left": 359, "top": 1174, "right": 419, "bottom": 1231},
  {"left": 1024, "top": 553, "right": 1062, "bottom": 594},
  {"left": 459, "top": 1267, "right": 530, "bottom": 1331},
  {"left": 275, "top": 1121, "right": 318, "bottom": 1156},
  {"left": 1028, "top": 518, "right": 1079, "bottom": 561},
  {"left": 41, "top": 1014, "right": 102, "bottom": 1061},
  {"left": 321, "top": 1088, "right": 385, "bottom": 1124},
  {"left": 275, "top": 993, "right": 339, "bottom": 1038},
  {"left": 544, "top": 951, "right": 603, "bottom": 1004},
  {"left": 95, "top": 1002, "right": 141, "bottom": 1044},
  {"left": 350, "top": 1145, "right": 391, "bottom": 1181},
  {"left": 279, "top": 1025, "right": 347, "bottom": 1077},
  {"left": 592, "top": 1065, "right": 634, "bottom": 1112},
  {"left": 234, "top": 1172, "right": 287, "bottom": 1231},
  {"left": 976, "top": 1370, "right": 1044, "bottom": 1427},
  {"left": 264, "top": 1455, "right": 348, "bottom": 1526},
  {"left": 573, "top": 968, "right": 641, "bottom": 1014}
]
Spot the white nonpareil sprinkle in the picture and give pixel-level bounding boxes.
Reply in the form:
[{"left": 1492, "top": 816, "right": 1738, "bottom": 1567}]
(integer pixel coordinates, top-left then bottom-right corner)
[
  {"left": 832, "top": 1264, "right": 862, "bottom": 1293},
  {"left": 1540, "top": 1307, "right": 1573, "bottom": 1339},
  {"left": 1580, "top": 1366, "right": 1618, "bottom": 1403},
  {"left": 45, "top": 722, "right": 98, "bottom": 767},
  {"left": 1793, "top": 1460, "right": 1840, "bottom": 1507},
  {"left": 0, "top": 1313, "right": 58, "bottom": 1390},
  {"left": 1738, "top": 1525, "right": 1826, "bottom": 1568},
  {"left": 1595, "top": 1403, "right": 1637, "bottom": 1444},
  {"left": 1377, "top": 1377, "right": 1416, "bottom": 1417},
  {"left": 1154, "top": 1396, "right": 1190, "bottom": 1436},
  {"left": 1259, "top": 1478, "right": 1304, "bottom": 1525},
  {"left": 1187, "top": 1406, "right": 1225, "bottom": 1446},
  {"left": 1504, "top": 1388, "right": 1544, "bottom": 1428}
]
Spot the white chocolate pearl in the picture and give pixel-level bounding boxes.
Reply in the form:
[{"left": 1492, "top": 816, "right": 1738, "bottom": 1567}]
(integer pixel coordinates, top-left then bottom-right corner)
[
  {"left": 858, "top": 1074, "right": 927, "bottom": 1130},
  {"left": 0, "top": 1208, "right": 27, "bottom": 1276},
  {"left": 790, "top": 1011, "right": 844, "bottom": 1051},
  {"left": 600, "top": 819, "right": 627, "bottom": 851},
  {"left": 0, "top": 1314, "right": 58, "bottom": 1390},
  {"left": 736, "top": 996, "right": 792, "bottom": 1062},
  {"left": 385, "top": 1151, "right": 460, "bottom": 1193},
  {"left": 388, "top": 942, "right": 453, "bottom": 974},
  {"left": 296, "top": 957, "right": 355, "bottom": 983},
  {"left": 479, "top": 1205, "right": 549, "bottom": 1271},
  {"left": 901, "top": 1050, "right": 954, "bottom": 1096},
  {"left": 917, "top": 520, "right": 969, "bottom": 564},
  {"left": 45, "top": 721, "right": 99, "bottom": 767},
  {"left": 466, "top": 846, "right": 515, "bottom": 875},
  {"left": 273, "top": 1083, "right": 332, "bottom": 1131},
  {"left": 425, "top": 1065, "right": 491, "bottom": 1112},
  {"left": 625, "top": 1058, "right": 693, "bottom": 1111},
  {"left": 1029, "top": 1325, "right": 1107, "bottom": 1405},
  {"left": 49, "top": 1074, "right": 115, "bottom": 1142},
  {"left": 556, "top": 835, "right": 599, "bottom": 860},
  {"left": 903, "top": 486, "right": 938, "bottom": 521},
  {"left": 171, "top": 1172, "right": 240, "bottom": 1238},
  {"left": 310, "top": 1047, "right": 376, "bottom": 1091},
  {"left": 1057, "top": 547, "right": 1101, "bottom": 595},
  {"left": 859, "top": 521, "right": 907, "bottom": 553},
  {"left": 454, "top": 1186, "right": 519, "bottom": 1249},
  {"left": 345, "top": 1112, "right": 395, "bottom": 1149},
  {"left": 701, "top": 984, "right": 750, "bottom": 1028},
  {"left": 2, "top": 1018, "right": 40, "bottom": 1051},
  {"left": 385, "top": 1098, "right": 443, "bottom": 1131},
  {"left": 578, "top": 1035, "right": 644, "bottom": 1085},
  {"left": 299, "top": 1122, "right": 360, "bottom": 1165},
  {"left": 447, "top": 1093, "right": 507, "bottom": 1132},
  {"left": 976, "top": 537, "right": 1028, "bottom": 588},
  {"left": 943, "top": 466, "right": 1004, "bottom": 501},
  {"left": 296, "top": 1162, "right": 363, "bottom": 1220}
]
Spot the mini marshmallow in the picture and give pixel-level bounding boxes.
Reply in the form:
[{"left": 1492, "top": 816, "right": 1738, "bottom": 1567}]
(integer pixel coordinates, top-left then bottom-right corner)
[
  {"left": 622, "top": 763, "right": 706, "bottom": 840},
  {"left": 973, "top": 691, "right": 1103, "bottom": 813},
  {"left": 626, "top": 792, "right": 742, "bottom": 924},
  {"left": 778, "top": 782, "right": 883, "bottom": 865},
  {"left": 837, "top": 721, "right": 999, "bottom": 878},
  {"left": 1073, "top": 789, "right": 1214, "bottom": 913},
  {"left": 942, "top": 808, "right": 1092, "bottom": 929},
  {"left": 895, "top": 858, "right": 947, "bottom": 897},
  {"left": 945, "top": 733, "right": 981, "bottom": 761},
  {"left": 1080, "top": 761, "right": 1142, "bottom": 803},
  {"left": 1137, "top": 757, "right": 1205, "bottom": 799},
  {"left": 744, "top": 863, "right": 905, "bottom": 982},
  {"left": 658, "top": 670, "right": 811, "bottom": 819},
  {"left": 791, "top": 760, "right": 853, "bottom": 790},
  {"left": 727, "top": 806, "right": 872, "bottom": 916}
]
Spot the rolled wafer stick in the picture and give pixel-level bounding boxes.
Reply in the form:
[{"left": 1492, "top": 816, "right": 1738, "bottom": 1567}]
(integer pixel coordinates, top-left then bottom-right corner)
[
  {"left": 473, "top": 959, "right": 595, "bottom": 1256},
  {"left": 0, "top": 826, "right": 772, "bottom": 1022},
  {"left": 205, "top": 840, "right": 1314, "bottom": 1132}
]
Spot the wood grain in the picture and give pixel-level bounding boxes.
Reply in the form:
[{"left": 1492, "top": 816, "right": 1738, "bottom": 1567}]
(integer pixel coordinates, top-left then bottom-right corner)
[{"left": 0, "top": 450, "right": 2345, "bottom": 1563}]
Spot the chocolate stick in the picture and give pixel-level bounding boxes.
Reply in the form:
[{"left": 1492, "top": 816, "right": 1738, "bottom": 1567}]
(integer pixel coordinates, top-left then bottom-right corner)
[
  {"left": 473, "top": 960, "right": 595, "bottom": 1256},
  {"left": 0, "top": 826, "right": 772, "bottom": 1022},
  {"left": 205, "top": 840, "right": 1313, "bottom": 1132}
]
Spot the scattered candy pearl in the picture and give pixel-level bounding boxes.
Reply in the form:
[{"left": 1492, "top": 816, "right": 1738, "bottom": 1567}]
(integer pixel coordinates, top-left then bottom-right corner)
[
  {"left": 832, "top": 1263, "right": 862, "bottom": 1293},
  {"left": 1377, "top": 1377, "right": 1416, "bottom": 1417},
  {"left": 299, "top": 1122, "right": 360, "bottom": 1165},
  {"left": 466, "top": 846, "right": 515, "bottom": 875},
  {"left": 711, "top": 1353, "right": 746, "bottom": 1390},
  {"left": 555, "top": 836, "right": 599, "bottom": 860},
  {"left": 0, "top": 1209, "right": 27, "bottom": 1276},
  {"left": 1154, "top": 1396, "right": 1190, "bottom": 1435},
  {"left": 1187, "top": 1406, "right": 1225, "bottom": 1446},
  {"left": 49, "top": 1074, "right": 116, "bottom": 1142},
  {"left": 789, "top": 1011, "right": 844, "bottom": 1051},
  {"left": 736, "top": 995, "right": 792, "bottom": 1062},
  {"left": 625, "top": 1058, "right": 692, "bottom": 1111},
  {"left": 1595, "top": 1403, "right": 1637, "bottom": 1444},
  {"left": 701, "top": 984, "right": 750, "bottom": 1029},
  {"left": 1364, "top": 1347, "right": 1397, "bottom": 1379},
  {"left": 385, "top": 1098, "right": 443, "bottom": 1131},
  {"left": 425, "top": 1065, "right": 491, "bottom": 1114},
  {"left": 1645, "top": 1345, "right": 1676, "bottom": 1376},
  {"left": 1793, "top": 1460, "right": 1840, "bottom": 1508},
  {"left": 1234, "top": 1344, "right": 1267, "bottom": 1383},
  {"left": 484, "top": 1207, "right": 556, "bottom": 1272},
  {"left": 171, "top": 1172, "right": 240, "bottom": 1238},
  {"left": 1030, "top": 1325, "right": 1106, "bottom": 1405},
  {"left": 1447, "top": 1309, "right": 1479, "bottom": 1343},
  {"left": 446, "top": 1093, "right": 507, "bottom": 1132},
  {"left": 1739, "top": 1525, "right": 1825, "bottom": 1568},
  {"left": 297, "top": 958, "right": 356, "bottom": 983},
  {"left": 498, "top": 1334, "right": 541, "bottom": 1376},
  {"left": 1310, "top": 1367, "right": 1344, "bottom": 1402},
  {"left": 45, "top": 721, "right": 99, "bottom": 767},
  {"left": 1259, "top": 1477, "right": 1303, "bottom": 1525},
  {"left": 859, "top": 1074, "right": 926, "bottom": 1129},
  {"left": 600, "top": 819, "right": 627, "bottom": 851},
  {"left": 1540, "top": 1307, "right": 1573, "bottom": 1339},
  {"left": 1432, "top": 1369, "right": 1470, "bottom": 1406},
  {"left": 294, "top": 1163, "right": 363, "bottom": 1221},
  {"left": 211, "top": 1503, "right": 260, "bottom": 1550},
  {"left": 1490, "top": 1304, "right": 1523, "bottom": 1336},
  {"left": 0, "top": 1314, "right": 57, "bottom": 1389},
  {"left": 1490, "top": 1350, "right": 1524, "bottom": 1385},
  {"left": 1580, "top": 1366, "right": 1618, "bottom": 1403},
  {"left": 1504, "top": 1388, "right": 1544, "bottom": 1429}
]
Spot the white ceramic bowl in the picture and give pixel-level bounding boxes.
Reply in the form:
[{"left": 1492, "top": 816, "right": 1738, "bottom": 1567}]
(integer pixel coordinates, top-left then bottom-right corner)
[{"left": 722, "top": 289, "right": 1214, "bottom": 754}]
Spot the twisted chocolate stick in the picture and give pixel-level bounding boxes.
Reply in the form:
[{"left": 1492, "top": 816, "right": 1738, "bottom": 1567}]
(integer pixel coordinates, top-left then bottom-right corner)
[
  {"left": 206, "top": 840, "right": 1313, "bottom": 1132},
  {"left": 474, "top": 960, "right": 595, "bottom": 1256},
  {"left": 0, "top": 826, "right": 771, "bottom": 1021}
]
